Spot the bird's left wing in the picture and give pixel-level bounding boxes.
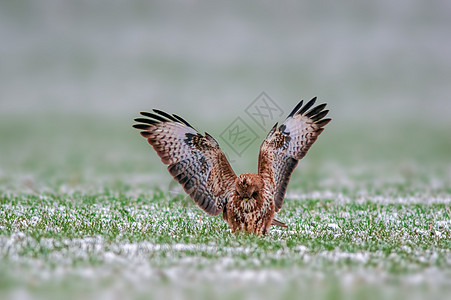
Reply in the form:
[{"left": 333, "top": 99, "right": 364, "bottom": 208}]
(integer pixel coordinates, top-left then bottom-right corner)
[
  {"left": 258, "top": 97, "right": 331, "bottom": 212},
  {"left": 133, "top": 110, "right": 237, "bottom": 216}
]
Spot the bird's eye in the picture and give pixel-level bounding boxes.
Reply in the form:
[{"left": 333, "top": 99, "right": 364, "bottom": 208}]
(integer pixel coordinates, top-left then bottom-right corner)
[{"left": 251, "top": 192, "right": 258, "bottom": 198}]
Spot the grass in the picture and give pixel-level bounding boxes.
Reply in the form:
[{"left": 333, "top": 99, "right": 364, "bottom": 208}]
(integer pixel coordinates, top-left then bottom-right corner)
[{"left": 0, "top": 114, "right": 451, "bottom": 300}]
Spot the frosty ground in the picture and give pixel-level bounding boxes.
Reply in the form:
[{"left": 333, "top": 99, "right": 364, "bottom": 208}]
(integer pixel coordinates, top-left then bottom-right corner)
[
  {"left": 1, "top": 179, "right": 451, "bottom": 300},
  {"left": 1, "top": 116, "right": 451, "bottom": 300}
]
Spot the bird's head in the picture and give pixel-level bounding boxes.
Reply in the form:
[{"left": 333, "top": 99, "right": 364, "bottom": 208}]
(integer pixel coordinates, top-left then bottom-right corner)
[{"left": 234, "top": 173, "right": 264, "bottom": 203}]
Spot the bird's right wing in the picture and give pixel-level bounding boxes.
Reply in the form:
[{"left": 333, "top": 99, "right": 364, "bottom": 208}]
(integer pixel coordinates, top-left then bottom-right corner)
[
  {"left": 133, "top": 110, "right": 237, "bottom": 216},
  {"left": 258, "top": 97, "right": 331, "bottom": 212}
]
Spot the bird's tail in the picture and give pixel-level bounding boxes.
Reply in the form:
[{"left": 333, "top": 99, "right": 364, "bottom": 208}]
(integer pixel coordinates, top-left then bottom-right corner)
[{"left": 271, "top": 218, "right": 288, "bottom": 228}]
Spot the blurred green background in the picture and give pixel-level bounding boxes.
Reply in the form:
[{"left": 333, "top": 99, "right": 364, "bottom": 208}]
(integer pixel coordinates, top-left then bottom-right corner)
[{"left": 1, "top": 1, "right": 450, "bottom": 181}]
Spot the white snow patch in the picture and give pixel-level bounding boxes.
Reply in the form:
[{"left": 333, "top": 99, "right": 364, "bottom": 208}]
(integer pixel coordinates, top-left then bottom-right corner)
[
  {"left": 327, "top": 223, "right": 340, "bottom": 230},
  {"left": 286, "top": 191, "right": 451, "bottom": 205}
]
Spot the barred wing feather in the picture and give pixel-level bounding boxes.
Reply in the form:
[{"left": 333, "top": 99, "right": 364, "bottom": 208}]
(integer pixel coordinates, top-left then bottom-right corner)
[
  {"left": 133, "top": 110, "right": 237, "bottom": 216},
  {"left": 258, "top": 97, "right": 331, "bottom": 212}
]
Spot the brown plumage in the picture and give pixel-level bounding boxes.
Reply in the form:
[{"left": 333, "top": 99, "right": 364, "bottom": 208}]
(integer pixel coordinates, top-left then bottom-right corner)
[
  {"left": 225, "top": 173, "right": 274, "bottom": 235},
  {"left": 133, "top": 97, "right": 331, "bottom": 235}
]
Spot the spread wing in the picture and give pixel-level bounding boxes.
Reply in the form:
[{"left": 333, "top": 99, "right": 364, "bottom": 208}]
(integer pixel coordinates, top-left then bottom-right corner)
[
  {"left": 258, "top": 97, "right": 331, "bottom": 212},
  {"left": 133, "top": 110, "right": 237, "bottom": 216}
]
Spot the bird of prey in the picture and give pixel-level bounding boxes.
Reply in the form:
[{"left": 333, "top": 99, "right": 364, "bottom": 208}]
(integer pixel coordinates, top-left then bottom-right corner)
[{"left": 133, "top": 97, "right": 330, "bottom": 235}]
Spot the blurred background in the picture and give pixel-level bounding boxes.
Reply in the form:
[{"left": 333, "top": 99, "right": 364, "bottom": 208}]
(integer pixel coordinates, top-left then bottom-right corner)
[{"left": 1, "top": 0, "right": 450, "bottom": 189}]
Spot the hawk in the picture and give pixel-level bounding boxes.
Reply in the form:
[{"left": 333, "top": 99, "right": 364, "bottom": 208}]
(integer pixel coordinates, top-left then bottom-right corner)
[{"left": 133, "top": 97, "right": 330, "bottom": 235}]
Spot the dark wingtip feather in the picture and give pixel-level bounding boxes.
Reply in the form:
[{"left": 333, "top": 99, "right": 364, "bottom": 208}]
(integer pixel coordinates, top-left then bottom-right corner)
[
  {"left": 305, "top": 103, "right": 327, "bottom": 118},
  {"left": 134, "top": 117, "right": 159, "bottom": 125},
  {"left": 132, "top": 124, "right": 151, "bottom": 130},
  {"left": 138, "top": 110, "right": 196, "bottom": 129},
  {"left": 288, "top": 100, "right": 303, "bottom": 118},
  {"left": 152, "top": 109, "right": 179, "bottom": 122},
  {"left": 315, "top": 118, "right": 331, "bottom": 127},
  {"left": 140, "top": 131, "right": 152, "bottom": 138},
  {"left": 298, "top": 97, "right": 317, "bottom": 115},
  {"left": 311, "top": 110, "right": 329, "bottom": 121},
  {"left": 139, "top": 111, "right": 167, "bottom": 123},
  {"left": 172, "top": 114, "right": 195, "bottom": 129}
]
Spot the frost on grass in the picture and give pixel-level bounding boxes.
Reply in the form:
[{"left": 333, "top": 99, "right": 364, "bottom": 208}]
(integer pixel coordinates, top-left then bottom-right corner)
[
  {"left": 2, "top": 234, "right": 451, "bottom": 289},
  {"left": 1, "top": 169, "right": 451, "bottom": 299}
]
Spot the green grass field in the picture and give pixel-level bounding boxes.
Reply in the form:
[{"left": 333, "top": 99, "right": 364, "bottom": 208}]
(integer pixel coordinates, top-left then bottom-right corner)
[{"left": 1, "top": 114, "right": 450, "bottom": 300}]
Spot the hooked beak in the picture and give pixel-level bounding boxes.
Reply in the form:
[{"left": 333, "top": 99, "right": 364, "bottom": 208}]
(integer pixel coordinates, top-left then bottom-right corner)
[{"left": 243, "top": 197, "right": 249, "bottom": 202}]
